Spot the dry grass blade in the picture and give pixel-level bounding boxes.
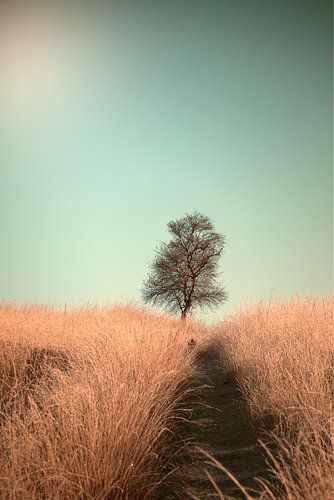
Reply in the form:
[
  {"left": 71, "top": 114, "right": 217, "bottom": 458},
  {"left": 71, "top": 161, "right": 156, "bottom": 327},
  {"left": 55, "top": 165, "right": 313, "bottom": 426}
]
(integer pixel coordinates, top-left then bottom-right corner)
[{"left": 197, "top": 446, "right": 253, "bottom": 500}]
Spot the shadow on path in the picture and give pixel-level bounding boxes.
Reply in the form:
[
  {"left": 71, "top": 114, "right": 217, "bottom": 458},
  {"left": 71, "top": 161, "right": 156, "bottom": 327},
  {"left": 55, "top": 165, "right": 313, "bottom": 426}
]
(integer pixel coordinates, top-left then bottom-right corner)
[{"left": 179, "top": 341, "right": 270, "bottom": 499}]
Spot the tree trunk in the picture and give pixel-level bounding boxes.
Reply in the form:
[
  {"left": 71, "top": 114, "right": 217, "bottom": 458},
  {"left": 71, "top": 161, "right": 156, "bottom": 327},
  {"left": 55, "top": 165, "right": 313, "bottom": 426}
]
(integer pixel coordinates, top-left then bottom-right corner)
[
  {"left": 181, "top": 310, "right": 187, "bottom": 321},
  {"left": 181, "top": 302, "right": 191, "bottom": 321}
]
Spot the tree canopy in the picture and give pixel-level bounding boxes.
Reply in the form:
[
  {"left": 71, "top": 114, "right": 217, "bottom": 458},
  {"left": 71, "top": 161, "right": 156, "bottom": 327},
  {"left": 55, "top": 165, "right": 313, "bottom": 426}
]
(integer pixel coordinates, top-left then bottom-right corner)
[{"left": 142, "top": 211, "right": 227, "bottom": 319}]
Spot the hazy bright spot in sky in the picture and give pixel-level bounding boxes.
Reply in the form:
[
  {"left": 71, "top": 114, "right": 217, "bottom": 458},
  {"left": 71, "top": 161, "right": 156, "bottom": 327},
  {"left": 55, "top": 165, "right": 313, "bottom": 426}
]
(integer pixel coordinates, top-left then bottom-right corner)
[{"left": 0, "top": 3, "right": 74, "bottom": 119}]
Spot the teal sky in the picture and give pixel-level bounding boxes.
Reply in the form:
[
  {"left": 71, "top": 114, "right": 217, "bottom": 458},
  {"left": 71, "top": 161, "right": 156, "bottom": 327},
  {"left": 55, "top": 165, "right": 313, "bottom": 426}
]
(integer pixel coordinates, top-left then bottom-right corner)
[{"left": 0, "top": 0, "right": 332, "bottom": 320}]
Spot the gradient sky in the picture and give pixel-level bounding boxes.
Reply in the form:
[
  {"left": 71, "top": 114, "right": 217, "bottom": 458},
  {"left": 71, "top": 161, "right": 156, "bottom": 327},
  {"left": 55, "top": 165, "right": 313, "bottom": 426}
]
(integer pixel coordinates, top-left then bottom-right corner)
[{"left": 0, "top": 0, "right": 332, "bottom": 320}]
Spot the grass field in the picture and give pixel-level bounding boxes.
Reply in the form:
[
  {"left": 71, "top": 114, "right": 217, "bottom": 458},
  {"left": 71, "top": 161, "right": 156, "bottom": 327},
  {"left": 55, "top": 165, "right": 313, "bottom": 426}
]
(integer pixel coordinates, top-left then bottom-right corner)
[
  {"left": 216, "top": 297, "right": 334, "bottom": 499},
  {"left": 0, "top": 297, "right": 333, "bottom": 499}
]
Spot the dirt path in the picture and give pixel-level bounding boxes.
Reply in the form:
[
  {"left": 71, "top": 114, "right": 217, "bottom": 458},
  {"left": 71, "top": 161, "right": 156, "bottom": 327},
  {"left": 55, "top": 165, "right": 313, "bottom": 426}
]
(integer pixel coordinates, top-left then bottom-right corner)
[{"left": 178, "top": 343, "right": 270, "bottom": 499}]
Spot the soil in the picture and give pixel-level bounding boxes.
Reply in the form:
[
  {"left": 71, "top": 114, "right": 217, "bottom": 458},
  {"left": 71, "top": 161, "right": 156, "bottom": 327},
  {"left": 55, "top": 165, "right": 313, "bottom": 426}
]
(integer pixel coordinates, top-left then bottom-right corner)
[{"left": 163, "top": 342, "right": 271, "bottom": 499}]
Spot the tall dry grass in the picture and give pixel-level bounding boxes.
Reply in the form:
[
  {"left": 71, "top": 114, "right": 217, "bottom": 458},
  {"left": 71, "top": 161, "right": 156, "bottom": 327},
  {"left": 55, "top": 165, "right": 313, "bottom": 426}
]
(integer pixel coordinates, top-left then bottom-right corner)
[
  {"left": 0, "top": 303, "right": 206, "bottom": 499},
  {"left": 216, "top": 297, "right": 334, "bottom": 499}
]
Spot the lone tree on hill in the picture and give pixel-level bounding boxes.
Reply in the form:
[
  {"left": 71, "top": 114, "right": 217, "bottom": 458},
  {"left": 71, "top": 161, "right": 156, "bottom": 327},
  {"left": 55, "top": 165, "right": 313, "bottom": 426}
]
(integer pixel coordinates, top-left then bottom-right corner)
[{"left": 142, "top": 211, "right": 227, "bottom": 320}]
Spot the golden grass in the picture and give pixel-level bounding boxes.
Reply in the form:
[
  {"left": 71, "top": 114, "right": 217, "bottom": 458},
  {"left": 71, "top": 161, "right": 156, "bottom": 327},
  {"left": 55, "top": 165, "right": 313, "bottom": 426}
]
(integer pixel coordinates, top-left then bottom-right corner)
[
  {"left": 216, "top": 296, "right": 334, "bottom": 499},
  {"left": 0, "top": 303, "right": 206, "bottom": 499}
]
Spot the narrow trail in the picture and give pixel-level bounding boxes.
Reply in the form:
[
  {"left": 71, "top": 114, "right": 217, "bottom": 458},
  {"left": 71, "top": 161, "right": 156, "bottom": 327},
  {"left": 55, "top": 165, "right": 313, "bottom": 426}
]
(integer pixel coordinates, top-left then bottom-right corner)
[{"left": 177, "top": 343, "right": 270, "bottom": 499}]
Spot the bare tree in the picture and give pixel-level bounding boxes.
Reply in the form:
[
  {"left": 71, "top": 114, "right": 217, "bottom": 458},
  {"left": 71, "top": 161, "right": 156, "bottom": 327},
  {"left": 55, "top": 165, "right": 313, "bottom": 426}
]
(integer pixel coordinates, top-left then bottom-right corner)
[{"left": 142, "top": 211, "right": 227, "bottom": 320}]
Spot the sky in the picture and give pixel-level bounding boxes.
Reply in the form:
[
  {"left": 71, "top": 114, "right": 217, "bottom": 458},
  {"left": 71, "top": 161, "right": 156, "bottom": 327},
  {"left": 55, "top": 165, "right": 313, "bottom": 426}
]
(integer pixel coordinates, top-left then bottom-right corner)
[{"left": 0, "top": 0, "right": 332, "bottom": 321}]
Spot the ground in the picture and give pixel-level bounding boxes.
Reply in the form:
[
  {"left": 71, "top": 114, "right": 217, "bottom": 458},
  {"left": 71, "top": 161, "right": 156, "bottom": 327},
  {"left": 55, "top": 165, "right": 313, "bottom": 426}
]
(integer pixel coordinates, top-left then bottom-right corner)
[{"left": 168, "top": 341, "right": 270, "bottom": 499}]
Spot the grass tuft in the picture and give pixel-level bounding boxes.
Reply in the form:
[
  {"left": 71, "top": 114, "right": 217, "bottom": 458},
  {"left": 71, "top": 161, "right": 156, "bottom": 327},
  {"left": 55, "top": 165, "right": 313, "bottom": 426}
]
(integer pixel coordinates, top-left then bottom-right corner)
[
  {"left": 0, "top": 303, "right": 206, "bottom": 499},
  {"left": 216, "top": 296, "right": 334, "bottom": 499}
]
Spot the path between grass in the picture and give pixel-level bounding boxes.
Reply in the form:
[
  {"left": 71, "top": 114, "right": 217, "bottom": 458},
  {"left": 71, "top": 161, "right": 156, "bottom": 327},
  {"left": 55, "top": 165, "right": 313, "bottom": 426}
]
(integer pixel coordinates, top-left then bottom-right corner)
[{"left": 172, "top": 343, "right": 270, "bottom": 499}]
